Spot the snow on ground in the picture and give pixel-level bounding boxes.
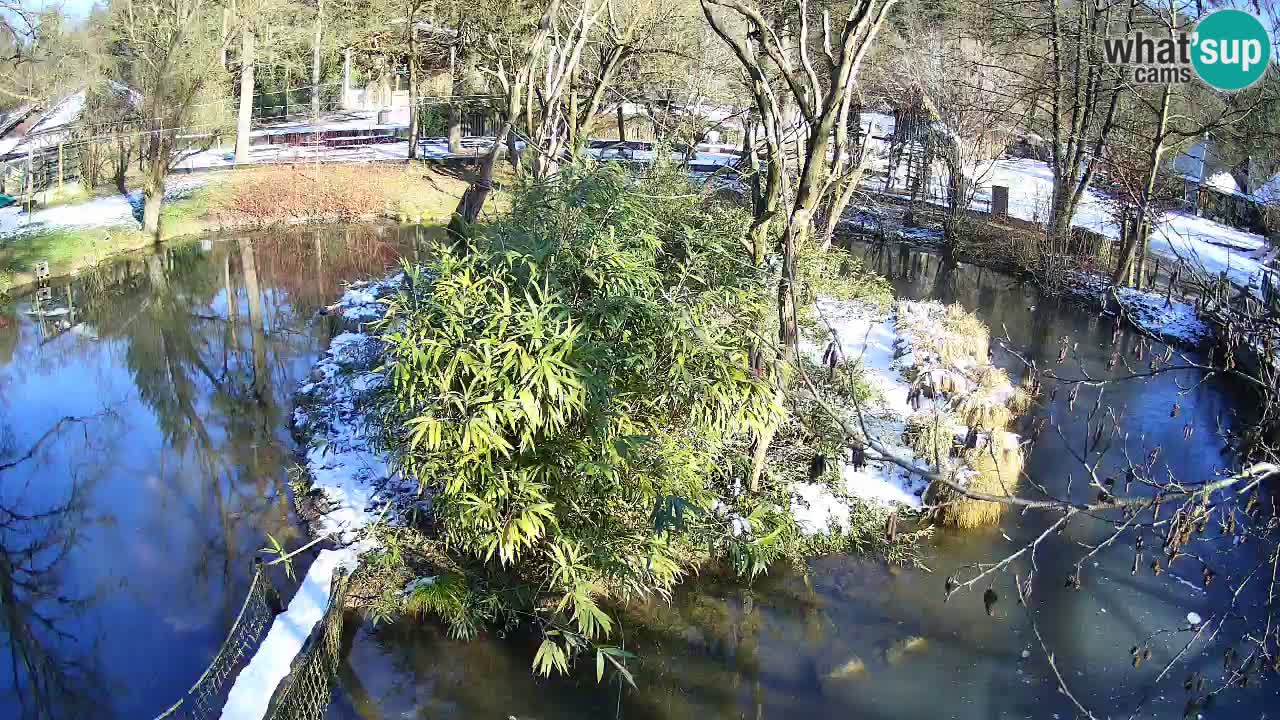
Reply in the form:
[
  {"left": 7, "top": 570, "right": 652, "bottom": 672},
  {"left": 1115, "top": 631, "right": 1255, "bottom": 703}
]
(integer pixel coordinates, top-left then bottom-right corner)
[
  {"left": 291, "top": 273, "right": 424, "bottom": 540},
  {"left": 0, "top": 195, "right": 135, "bottom": 238},
  {"left": 0, "top": 176, "right": 207, "bottom": 240},
  {"left": 1063, "top": 273, "right": 1212, "bottom": 347},
  {"left": 790, "top": 298, "right": 1030, "bottom": 534},
  {"left": 221, "top": 274, "right": 418, "bottom": 720},
  {"left": 790, "top": 301, "right": 928, "bottom": 533},
  {"left": 974, "top": 159, "right": 1273, "bottom": 289},
  {"left": 863, "top": 151, "right": 1273, "bottom": 290}
]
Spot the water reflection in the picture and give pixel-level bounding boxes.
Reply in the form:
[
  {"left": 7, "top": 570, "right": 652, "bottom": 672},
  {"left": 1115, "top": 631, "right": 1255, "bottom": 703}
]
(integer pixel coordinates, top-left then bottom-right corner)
[
  {"left": 330, "top": 239, "right": 1278, "bottom": 720},
  {"left": 0, "top": 224, "right": 433, "bottom": 719}
]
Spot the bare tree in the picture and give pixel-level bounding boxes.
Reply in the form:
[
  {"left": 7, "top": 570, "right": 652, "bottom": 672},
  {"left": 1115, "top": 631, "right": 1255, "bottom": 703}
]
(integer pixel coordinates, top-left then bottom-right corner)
[
  {"left": 703, "top": 0, "right": 896, "bottom": 490},
  {"left": 108, "top": 0, "right": 226, "bottom": 239},
  {"left": 0, "top": 2, "right": 88, "bottom": 107},
  {"left": 448, "top": 0, "right": 561, "bottom": 232}
]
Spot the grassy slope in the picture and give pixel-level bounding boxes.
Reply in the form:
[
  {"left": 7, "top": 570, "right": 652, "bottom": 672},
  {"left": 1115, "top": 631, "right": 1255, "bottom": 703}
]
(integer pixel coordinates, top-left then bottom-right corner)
[{"left": 0, "top": 164, "right": 472, "bottom": 291}]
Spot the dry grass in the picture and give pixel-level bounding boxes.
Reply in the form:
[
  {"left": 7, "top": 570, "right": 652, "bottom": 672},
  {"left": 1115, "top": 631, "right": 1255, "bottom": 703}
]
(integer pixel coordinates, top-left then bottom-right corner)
[
  {"left": 1005, "top": 386, "right": 1034, "bottom": 414},
  {"left": 905, "top": 411, "right": 962, "bottom": 466},
  {"left": 927, "top": 441, "right": 1025, "bottom": 529},
  {"left": 954, "top": 393, "right": 1013, "bottom": 432},
  {"left": 941, "top": 305, "right": 989, "bottom": 361},
  {"left": 896, "top": 301, "right": 988, "bottom": 368},
  {"left": 890, "top": 300, "right": 1036, "bottom": 530},
  {"left": 971, "top": 365, "right": 1008, "bottom": 391},
  {"left": 210, "top": 164, "right": 467, "bottom": 228}
]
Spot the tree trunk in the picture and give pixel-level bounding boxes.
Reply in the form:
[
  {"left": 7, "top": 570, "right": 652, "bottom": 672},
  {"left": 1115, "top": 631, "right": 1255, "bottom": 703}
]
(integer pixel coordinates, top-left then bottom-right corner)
[
  {"left": 113, "top": 139, "right": 130, "bottom": 195},
  {"left": 143, "top": 174, "right": 164, "bottom": 241},
  {"left": 240, "top": 237, "right": 269, "bottom": 402},
  {"left": 567, "top": 83, "right": 580, "bottom": 158},
  {"left": 235, "top": 26, "right": 256, "bottom": 165},
  {"left": 450, "top": 123, "right": 511, "bottom": 236},
  {"left": 616, "top": 103, "right": 626, "bottom": 142},
  {"left": 407, "top": 11, "right": 419, "bottom": 160},
  {"left": 311, "top": 0, "right": 324, "bottom": 122},
  {"left": 506, "top": 125, "right": 521, "bottom": 170},
  {"left": 142, "top": 130, "right": 167, "bottom": 241},
  {"left": 818, "top": 168, "right": 864, "bottom": 250},
  {"left": 1111, "top": 83, "right": 1172, "bottom": 286},
  {"left": 745, "top": 118, "right": 781, "bottom": 266},
  {"left": 448, "top": 46, "right": 463, "bottom": 153}
]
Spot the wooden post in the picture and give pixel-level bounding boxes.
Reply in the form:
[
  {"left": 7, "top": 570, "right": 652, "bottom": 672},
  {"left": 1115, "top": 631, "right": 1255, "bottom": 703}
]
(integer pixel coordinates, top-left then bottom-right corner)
[
  {"left": 991, "top": 185, "right": 1009, "bottom": 217},
  {"left": 25, "top": 150, "right": 33, "bottom": 212},
  {"left": 58, "top": 143, "right": 64, "bottom": 193}
]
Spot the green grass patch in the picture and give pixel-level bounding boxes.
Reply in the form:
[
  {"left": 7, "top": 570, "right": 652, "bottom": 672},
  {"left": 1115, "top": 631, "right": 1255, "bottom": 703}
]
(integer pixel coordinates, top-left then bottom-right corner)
[
  {"left": 0, "top": 225, "right": 149, "bottom": 283},
  {"left": 157, "top": 180, "right": 232, "bottom": 240}
]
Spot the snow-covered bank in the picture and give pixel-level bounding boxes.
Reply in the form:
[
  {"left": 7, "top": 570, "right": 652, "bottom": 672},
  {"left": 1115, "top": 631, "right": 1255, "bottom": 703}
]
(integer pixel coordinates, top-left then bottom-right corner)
[
  {"left": 955, "top": 159, "right": 1272, "bottom": 290},
  {"left": 860, "top": 146, "right": 1273, "bottom": 291},
  {"left": 220, "top": 274, "right": 415, "bottom": 720},
  {"left": 791, "top": 298, "right": 1030, "bottom": 532},
  {"left": 1063, "top": 274, "right": 1212, "bottom": 347},
  {"left": 0, "top": 176, "right": 206, "bottom": 240}
]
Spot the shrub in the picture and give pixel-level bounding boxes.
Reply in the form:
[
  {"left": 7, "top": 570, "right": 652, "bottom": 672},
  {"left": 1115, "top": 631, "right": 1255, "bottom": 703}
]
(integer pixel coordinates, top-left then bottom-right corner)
[{"left": 377, "top": 162, "right": 783, "bottom": 676}]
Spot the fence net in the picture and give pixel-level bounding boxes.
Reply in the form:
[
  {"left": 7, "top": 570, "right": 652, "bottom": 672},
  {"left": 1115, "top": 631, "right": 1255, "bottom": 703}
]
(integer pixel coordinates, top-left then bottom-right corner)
[
  {"left": 149, "top": 563, "right": 351, "bottom": 720},
  {"left": 261, "top": 569, "right": 352, "bottom": 720},
  {"left": 153, "top": 564, "right": 281, "bottom": 720}
]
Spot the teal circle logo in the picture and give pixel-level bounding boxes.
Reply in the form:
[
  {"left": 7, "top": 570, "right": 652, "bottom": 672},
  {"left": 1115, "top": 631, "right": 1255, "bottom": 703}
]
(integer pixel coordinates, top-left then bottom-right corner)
[{"left": 1192, "top": 9, "right": 1271, "bottom": 91}]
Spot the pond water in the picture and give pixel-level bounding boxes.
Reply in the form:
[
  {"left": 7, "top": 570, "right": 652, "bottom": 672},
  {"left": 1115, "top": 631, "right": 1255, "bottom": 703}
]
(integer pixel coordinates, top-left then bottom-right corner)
[
  {"left": 0, "top": 224, "right": 435, "bottom": 720},
  {"left": 327, "top": 240, "right": 1279, "bottom": 720}
]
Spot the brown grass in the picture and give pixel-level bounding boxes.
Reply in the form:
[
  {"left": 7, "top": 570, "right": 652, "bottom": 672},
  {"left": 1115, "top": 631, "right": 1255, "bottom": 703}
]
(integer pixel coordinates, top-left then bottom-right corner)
[
  {"left": 954, "top": 393, "right": 1013, "bottom": 432},
  {"left": 927, "top": 441, "right": 1025, "bottom": 529},
  {"left": 896, "top": 301, "right": 989, "bottom": 368},
  {"left": 211, "top": 165, "right": 467, "bottom": 228},
  {"left": 905, "top": 411, "right": 962, "bottom": 466},
  {"left": 889, "top": 300, "right": 1034, "bottom": 529}
]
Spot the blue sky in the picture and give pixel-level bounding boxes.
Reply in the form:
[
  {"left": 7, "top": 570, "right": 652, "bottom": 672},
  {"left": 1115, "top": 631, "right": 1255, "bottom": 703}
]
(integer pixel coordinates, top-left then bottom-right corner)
[{"left": 32, "top": 0, "right": 97, "bottom": 19}]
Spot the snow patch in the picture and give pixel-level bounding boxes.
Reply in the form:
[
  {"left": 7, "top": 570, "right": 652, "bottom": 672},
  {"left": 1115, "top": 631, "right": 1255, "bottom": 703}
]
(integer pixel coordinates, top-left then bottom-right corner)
[
  {"left": 218, "top": 547, "right": 360, "bottom": 720},
  {"left": 220, "top": 273, "right": 416, "bottom": 720},
  {"left": 1063, "top": 274, "right": 1211, "bottom": 347}
]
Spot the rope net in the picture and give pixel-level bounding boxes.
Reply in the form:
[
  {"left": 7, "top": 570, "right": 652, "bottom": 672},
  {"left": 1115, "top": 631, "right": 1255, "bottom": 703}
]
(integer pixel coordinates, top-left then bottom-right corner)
[
  {"left": 150, "top": 563, "right": 352, "bottom": 720},
  {"left": 153, "top": 565, "right": 281, "bottom": 720},
  {"left": 262, "top": 570, "right": 352, "bottom": 720}
]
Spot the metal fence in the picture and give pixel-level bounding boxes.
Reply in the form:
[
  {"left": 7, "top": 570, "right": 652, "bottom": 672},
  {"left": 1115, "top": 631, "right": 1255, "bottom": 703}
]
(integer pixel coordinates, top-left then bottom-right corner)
[{"left": 261, "top": 570, "right": 352, "bottom": 720}]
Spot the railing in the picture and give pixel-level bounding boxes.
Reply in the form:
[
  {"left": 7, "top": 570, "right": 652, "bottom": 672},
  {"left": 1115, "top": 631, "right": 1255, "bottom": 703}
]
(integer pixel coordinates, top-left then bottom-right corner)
[{"left": 261, "top": 570, "right": 352, "bottom": 720}]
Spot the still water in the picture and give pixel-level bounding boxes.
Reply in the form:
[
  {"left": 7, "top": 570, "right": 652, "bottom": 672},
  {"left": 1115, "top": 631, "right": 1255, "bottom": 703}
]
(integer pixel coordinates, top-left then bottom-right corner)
[
  {"left": 0, "top": 225, "right": 431, "bottom": 720},
  {"left": 328, "top": 241, "right": 1278, "bottom": 720}
]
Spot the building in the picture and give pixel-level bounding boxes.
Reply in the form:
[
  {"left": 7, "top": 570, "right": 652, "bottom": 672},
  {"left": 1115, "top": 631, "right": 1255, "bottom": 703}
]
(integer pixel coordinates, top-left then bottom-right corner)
[{"left": 1172, "top": 139, "right": 1265, "bottom": 233}]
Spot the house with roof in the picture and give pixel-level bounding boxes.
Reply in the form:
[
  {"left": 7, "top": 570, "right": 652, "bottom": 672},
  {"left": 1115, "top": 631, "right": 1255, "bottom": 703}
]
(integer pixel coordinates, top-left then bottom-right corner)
[
  {"left": 1172, "top": 139, "right": 1265, "bottom": 233},
  {"left": 0, "top": 82, "right": 141, "bottom": 199},
  {"left": 0, "top": 82, "right": 142, "bottom": 160}
]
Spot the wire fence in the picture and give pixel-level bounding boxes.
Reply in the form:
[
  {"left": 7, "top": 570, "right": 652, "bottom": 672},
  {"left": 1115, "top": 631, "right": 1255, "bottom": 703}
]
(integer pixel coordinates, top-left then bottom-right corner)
[
  {"left": 261, "top": 570, "right": 352, "bottom": 720},
  {"left": 0, "top": 93, "right": 514, "bottom": 205},
  {"left": 152, "top": 561, "right": 282, "bottom": 720},
  {"left": 146, "top": 560, "right": 352, "bottom": 720}
]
